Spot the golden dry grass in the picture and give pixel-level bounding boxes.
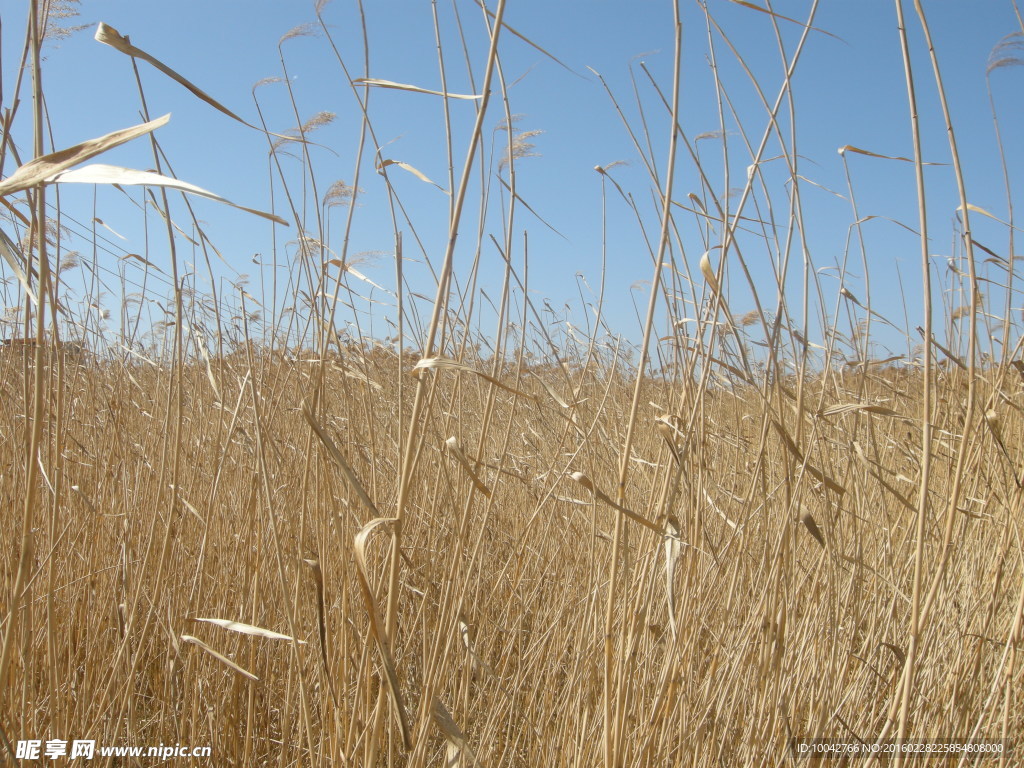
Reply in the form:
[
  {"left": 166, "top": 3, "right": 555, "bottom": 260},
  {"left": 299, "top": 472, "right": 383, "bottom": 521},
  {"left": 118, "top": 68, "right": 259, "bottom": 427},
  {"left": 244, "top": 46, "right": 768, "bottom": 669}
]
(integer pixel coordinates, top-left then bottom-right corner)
[{"left": 1, "top": 345, "right": 1021, "bottom": 765}]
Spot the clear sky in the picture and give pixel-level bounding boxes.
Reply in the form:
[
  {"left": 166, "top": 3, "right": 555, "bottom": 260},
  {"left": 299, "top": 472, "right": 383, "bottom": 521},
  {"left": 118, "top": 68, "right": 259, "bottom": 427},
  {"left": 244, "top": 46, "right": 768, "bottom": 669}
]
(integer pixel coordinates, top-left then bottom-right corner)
[{"left": 2, "top": 0, "right": 1022, "bottom": 365}]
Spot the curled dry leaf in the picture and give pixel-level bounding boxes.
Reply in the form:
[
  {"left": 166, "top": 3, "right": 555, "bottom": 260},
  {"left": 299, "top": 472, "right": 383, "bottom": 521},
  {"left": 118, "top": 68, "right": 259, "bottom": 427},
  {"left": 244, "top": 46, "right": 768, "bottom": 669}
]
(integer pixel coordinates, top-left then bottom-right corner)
[{"left": 172, "top": 488, "right": 207, "bottom": 526}]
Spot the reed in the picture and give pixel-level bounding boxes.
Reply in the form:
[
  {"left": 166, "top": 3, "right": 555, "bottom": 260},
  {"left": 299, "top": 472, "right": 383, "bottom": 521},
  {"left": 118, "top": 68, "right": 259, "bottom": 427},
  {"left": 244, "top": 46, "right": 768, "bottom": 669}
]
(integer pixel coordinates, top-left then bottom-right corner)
[{"left": 1, "top": 1, "right": 1022, "bottom": 765}]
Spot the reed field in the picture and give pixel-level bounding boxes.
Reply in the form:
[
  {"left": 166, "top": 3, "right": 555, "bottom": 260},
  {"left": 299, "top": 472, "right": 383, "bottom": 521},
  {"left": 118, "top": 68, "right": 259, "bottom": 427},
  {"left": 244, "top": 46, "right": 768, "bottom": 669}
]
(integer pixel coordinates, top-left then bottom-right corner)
[{"left": 1, "top": 1, "right": 1023, "bottom": 765}]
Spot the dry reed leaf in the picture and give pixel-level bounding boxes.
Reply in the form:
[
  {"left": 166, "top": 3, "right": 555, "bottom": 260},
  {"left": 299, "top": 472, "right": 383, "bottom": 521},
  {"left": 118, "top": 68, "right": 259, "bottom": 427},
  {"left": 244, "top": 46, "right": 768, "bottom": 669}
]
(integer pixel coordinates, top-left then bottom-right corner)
[
  {"left": 655, "top": 415, "right": 685, "bottom": 464},
  {"left": 191, "top": 331, "right": 222, "bottom": 402},
  {"left": 376, "top": 158, "right": 449, "bottom": 194},
  {"left": 985, "top": 408, "right": 1002, "bottom": 439},
  {"left": 840, "top": 287, "right": 862, "bottom": 306},
  {"left": 957, "top": 202, "right": 1015, "bottom": 228},
  {"left": 120, "top": 253, "right": 164, "bottom": 272},
  {"left": 879, "top": 641, "right": 906, "bottom": 668},
  {"left": 983, "top": 409, "right": 1021, "bottom": 487},
  {"left": 46, "top": 164, "right": 288, "bottom": 225},
  {"left": 70, "top": 485, "right": 100, "bottom": 516},
  {"left": 413, "top": 357, "right": 531, "bottom": 398},
  {"left": 916, "top": 326, "right": 967, "bottom": 371},
  {"left": 432, "top": 697, "right": 480, "bottom": 767},
  {"left": 531, "top": 372, "right": 572, "bottom": 409},
  {"left": 820, "top": 403, "right": 900, "bottom": 418},
  {"left": 180, "top": 635, "right": 258, "bottom": 681},
  {"left": 800, "top": 512, "right": 826, "bottom": 548},
  {"left": 838, "top": 145, "right": 913, "bottom": 162},
  {"left": 854, "top": 214, "right": 920, "bottom": 236},
  {"left": 496, "top": 176, "right": 567, "bottom": 240},
  {"left": 94, "top": 24, "right": 283, "bottom": 137},
  {"left": 702, "top": 489, "right": 739, "bottom": 531},
  {"left": 699, "top": 251, "right": 721, "bottom": 296},
  {"left": 445, "top": 437, "right": 492, "bottom": 498},
  {"left": 458, "top": 615, "right": 498, "bottom": 680},
  {"left": 569, "top": 471, "right": 664, "bottom": 535},
  {"left": 528, "top": 374, "right": 585, "bottom": 435},
  {"left": 0, "top": 114, "right": 169, "bottom": 198},
  {"left": 446, "top": 744, "right": 465, "bottom": 768},
  {"left": 305, "top": 559, "right": 338, "bottom": 707},
  {"left": 671, "top": 199, "right": 771, "bottom": 232},
  {"left": 792, "top": 174, "right": 845, "bottom": 199},
  {"left": 171, "top": 488, "right": 206, "bottom": 525},
  {"left": 771, "top": 422, "right": 846, "bottom": 496},
  {"left": 844, "top": 355, "right": 905, "bottom": 370},
  {"left": 93, "top": 217, "right": 127, "bottom": 240},
  {"left": 353, "top": 517, "right": 412, "bottom": 749},
  {"left": 529, "top": 372, "right": 584, "bottom": 426},
  {"left": 468, "top": 0, "right": 579, "bottom": 77},
  {"left": 664, "top": 516, "right": 682, "bottom": 641},
  {"left": 726, "top": 0, "right": 841, "bottom": 40},
  {"left": 146, "top": 202, "right": 202, "bottom": 247},
  {"left": 344, "top": 264, "right": 394, "bottom": 295},
  {"left": 553, "top": 495, "right": 594, "bottom": 507},
  {"left": 669, "top": 345, "right": 763, "bottom": 392},
  {"left": 193, "top": 618, "right": 304, "bottom": 643},
  {"left": 353, "top": 78, "right": 481, "bottom": 99},
  {"left": 118, "top": 342, "right": 158, "bottom": 367},
  {"left": 331, "top": 363, "right": 383, "bottom": 391},
  {"left": 0, "top": 227, "right": 37, "bottom": 306},
  {"left": 851, "top": 443, "right": 918, "bottom": 513},
  {"left": 301, "top": 399, "right": 381, "bottom": 519},
  {"left": 839, "top": 145, "right": 945, "bottom": 165}
]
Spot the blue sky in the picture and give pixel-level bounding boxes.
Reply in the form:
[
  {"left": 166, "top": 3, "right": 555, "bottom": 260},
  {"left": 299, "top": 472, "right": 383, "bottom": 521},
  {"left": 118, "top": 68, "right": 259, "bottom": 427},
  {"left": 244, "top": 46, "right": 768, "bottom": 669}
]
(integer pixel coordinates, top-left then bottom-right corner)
[{"left": 2, "top": 0, "right": 1022, "bottom": 364}]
